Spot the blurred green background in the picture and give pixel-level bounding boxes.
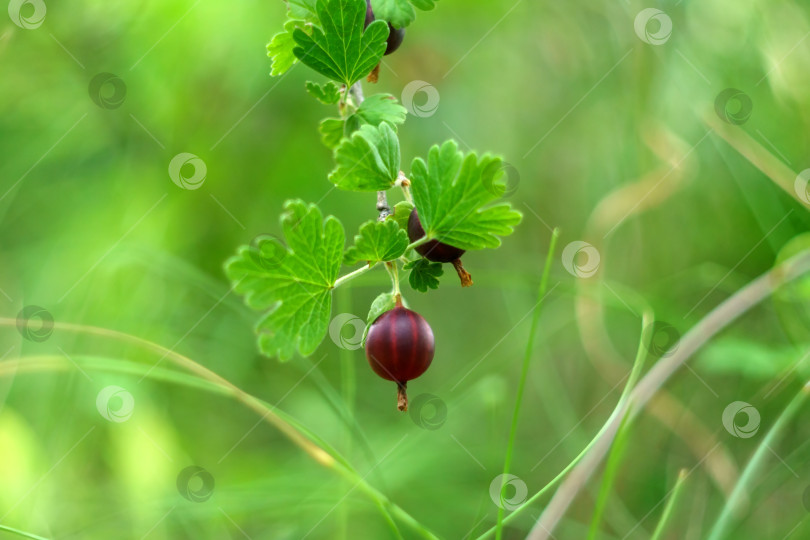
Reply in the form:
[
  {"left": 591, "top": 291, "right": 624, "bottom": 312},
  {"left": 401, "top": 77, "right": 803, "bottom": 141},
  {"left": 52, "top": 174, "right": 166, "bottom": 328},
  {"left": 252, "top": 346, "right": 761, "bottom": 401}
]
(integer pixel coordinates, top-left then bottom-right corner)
[{"left": 2, "top": 0, "right": 810, "bottom": 538}]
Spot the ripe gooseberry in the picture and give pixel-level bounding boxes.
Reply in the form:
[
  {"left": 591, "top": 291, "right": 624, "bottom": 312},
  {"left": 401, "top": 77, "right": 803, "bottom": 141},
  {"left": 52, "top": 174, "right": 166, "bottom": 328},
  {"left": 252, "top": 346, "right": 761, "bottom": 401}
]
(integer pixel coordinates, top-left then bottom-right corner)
[
  {"left": 384, "top": 25, "right": 405, "bottom": 55},
  {"left": 365, "top": 299, "right": 434, "bottom": 411},
  {"left": 407, "top": 208, "right": 473, "bottom": 287},
  {"left": 364, "top": 1, "right": 406, "bottom": 56}
]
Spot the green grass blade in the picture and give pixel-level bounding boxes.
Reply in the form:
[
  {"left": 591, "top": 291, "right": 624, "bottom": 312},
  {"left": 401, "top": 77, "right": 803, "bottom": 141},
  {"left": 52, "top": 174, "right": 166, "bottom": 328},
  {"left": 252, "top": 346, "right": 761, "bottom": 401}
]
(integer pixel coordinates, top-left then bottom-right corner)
[
  {"left": 528, "top": 250, "right": 810, "bottom": 540},
  {"left": 0, "top": 525, "right": 50, "bottom": 540},
  {"left": 494, "top": 227, "right": 559, "bottom": 540},
  {"left": 650, "top": 469, "right": 688, "bottom": 540},
  {"left": 707, "top": 383, "right": 810, "bottom": 540},
  {"left": 586, "top": 415, "right": 634, "bottom": 540},
  {"left": 0, "top": 319, "right": 440, "bottom": 540},
  {"left": 478, "top": 309, "right": 653, "bottom": 540}
]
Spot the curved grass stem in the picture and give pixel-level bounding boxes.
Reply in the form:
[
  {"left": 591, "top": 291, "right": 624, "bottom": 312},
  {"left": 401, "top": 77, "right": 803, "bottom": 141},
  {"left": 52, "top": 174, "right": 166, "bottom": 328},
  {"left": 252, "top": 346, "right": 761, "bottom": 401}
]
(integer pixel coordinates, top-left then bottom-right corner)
[
  {"left": 494, "top": 227, "right": 559, "bottom": 540},
  {"left": 526, "top": 249, "right": 810, "bottom": 540},
  {"left": 650, "top": 469, "right": 688, "bottom": 540},
  {"left": 0, "top": 318, "right": 439, "bottom": 540},
  {"left": 707, "top": 383, "right": 810, "bottom": 540},
  {"left": 478, "top": 306, "right": 653, "bottom": 540},
  {"left": 0, "top": 524, "right": 50, "bottom": 540},
  {"left": 586, "top": 415, "right": 634, "bottom": 540}
]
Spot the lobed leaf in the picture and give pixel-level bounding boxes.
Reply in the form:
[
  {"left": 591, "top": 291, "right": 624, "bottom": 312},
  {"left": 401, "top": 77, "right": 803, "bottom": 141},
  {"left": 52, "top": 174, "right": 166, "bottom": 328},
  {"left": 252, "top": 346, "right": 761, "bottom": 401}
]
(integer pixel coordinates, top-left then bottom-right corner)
[
  {"left": 344, "top": 219, "right": 409, "bottom": 265},
  {"left": 410, "top": 0, "right": 438, "bottom": 10},
  {"left": 404, "top": 258, "right": 443, "bottom": 292},
  {"left": 319, "top": 117, "right": 345, "bottom": 149},
  {"left": 387, "top": 200, "right": 414, "bottom": 231},
  {"left": 306, "top": 81, "right": 342, "bottom": 104},
  {"left": 293, "top": 0, "right": 389, "bottom": 87},
  {"left": 329, "top": 122, "right": 400, "bottom": 191},
  {"left": 355, "top": 93, "right": 408, "bottom": 126},
  {"left": 370, "top": 0, "right": 415, "bottom": 28},
  {"left": 410, "top": 140, "right": 522, "bottom": 250},
  {"left": 267, "top": 20, "right": 307, "bottom": 76},
  {"left": 225, "top": 200, "right": 345, "bottom": 360},
  {"left": 288, "top": 0, "right": 320, "bottom": 23},
  {"left": 320, "top": 93, "right": 407, "bottom": 149}
]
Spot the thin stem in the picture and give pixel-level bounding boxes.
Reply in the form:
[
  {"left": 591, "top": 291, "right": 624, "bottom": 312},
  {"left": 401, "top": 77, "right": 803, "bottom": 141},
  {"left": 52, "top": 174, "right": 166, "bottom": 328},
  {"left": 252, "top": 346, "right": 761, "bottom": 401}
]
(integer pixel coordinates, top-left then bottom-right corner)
[
  {"left": 332, "top": 239, "right": 430, "bottom": 289},
  {"left": 494, "top": 228, "right": 559, "bottom": 540},
  {"left": 0, "top": 525, "right": 49, "bottom": 540},
  {"left": 385, "top": 261, "right": 402, "bottom": 297},
  {"left": 478, "top": 309, "right": 653, "bottom": 540},
  {"left": 334, "top": 263, "right": 376, "bottom": 288},
  {"left": 586, "top": 415, "right": 633, "bottom": 540},
  {"left": 527, "top": 249, "right": 810, "bottom": 540},
  {"left": 406, "top": 236, "right": 430, "bottom": 252},
  {"left": 377, "top": 190, "right": 391, "bottom": 220},
  {"left": 336, "top": 286, "right": 364, "bottom": 540},
  {"left": 707, "top": 383, "right": 810, "bottom": 540},
  {"left": 397, "top": 171, "right": 413, "bottom": 203},
  {"left": 0, "top": 319, "right": 439, "bottom": 540},
  {"left": 349, "top": 81, "right": 365, "bottom": 106},
  {"left": 702, "top": 110, "right": 803, "bottom": 205},
  {"left": 650, "top": 469, "right": 688, "bottom": 540},
  {"left": 350, "top": 80, "right": 391, "bottom": 222}
]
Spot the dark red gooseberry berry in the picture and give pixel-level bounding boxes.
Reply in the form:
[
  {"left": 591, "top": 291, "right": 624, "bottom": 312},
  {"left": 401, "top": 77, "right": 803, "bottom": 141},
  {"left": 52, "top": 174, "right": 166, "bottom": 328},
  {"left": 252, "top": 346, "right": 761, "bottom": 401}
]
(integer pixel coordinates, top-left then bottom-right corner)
[
  {"left": 407, "top": 209, "right": 466, "bottom": 263},
  {"left": 365, "top": 304, "right": 434, "bottom": 411},
  {"left": 364, "top": 0, "right": 374, "bottom": 28},
  {"left": 384, "top": 24, "right": 405, "bottom": 55},
  {"left": 407, "top": 209, "right": 474, "bottom": 287},
  {"left": 363, "top": 1, "right": 405, "bottom": 56}
]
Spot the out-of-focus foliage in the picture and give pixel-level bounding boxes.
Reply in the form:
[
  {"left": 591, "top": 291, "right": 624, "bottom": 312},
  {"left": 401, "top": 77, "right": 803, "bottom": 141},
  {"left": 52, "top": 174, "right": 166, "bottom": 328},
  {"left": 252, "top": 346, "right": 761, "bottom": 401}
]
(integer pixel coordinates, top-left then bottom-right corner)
[{"left": 1, "top": 0, "right": 810, "bottom": 539}]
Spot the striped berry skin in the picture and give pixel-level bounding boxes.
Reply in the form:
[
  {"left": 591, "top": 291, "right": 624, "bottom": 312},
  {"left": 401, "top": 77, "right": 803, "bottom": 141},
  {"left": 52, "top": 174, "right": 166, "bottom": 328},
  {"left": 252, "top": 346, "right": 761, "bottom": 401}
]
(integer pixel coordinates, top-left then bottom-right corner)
[
  {"left": 365, "top": 306, "right": 434, "bottom": 410},
  {"left": 408, "top": 209, "right": 466, "bottom": 263}
]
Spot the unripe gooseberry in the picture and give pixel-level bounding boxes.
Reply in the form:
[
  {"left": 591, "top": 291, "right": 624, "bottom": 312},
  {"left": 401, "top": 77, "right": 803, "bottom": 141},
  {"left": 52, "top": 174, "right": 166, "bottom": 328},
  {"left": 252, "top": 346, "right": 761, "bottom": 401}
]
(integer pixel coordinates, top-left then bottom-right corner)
[{"left": 365, "top": 303, "right": 434, "bottom": 411}]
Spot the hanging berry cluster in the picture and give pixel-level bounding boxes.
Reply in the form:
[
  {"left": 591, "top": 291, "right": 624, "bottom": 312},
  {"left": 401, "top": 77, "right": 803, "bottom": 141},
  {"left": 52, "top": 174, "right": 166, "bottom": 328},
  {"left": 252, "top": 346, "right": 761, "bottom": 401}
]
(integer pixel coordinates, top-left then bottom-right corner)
[{"left": 226, "top": 0, "right": 522, "bottom": 410}]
